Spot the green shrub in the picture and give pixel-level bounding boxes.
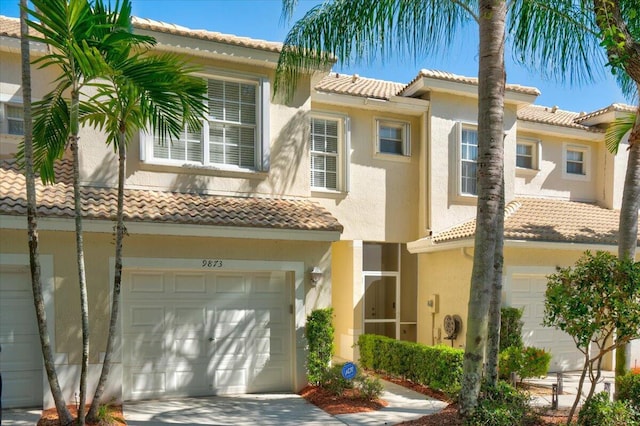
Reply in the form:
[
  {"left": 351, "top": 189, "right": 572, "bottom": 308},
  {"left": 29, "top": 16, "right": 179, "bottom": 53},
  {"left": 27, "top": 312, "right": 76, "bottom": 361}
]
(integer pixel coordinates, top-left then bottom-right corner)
[
  {"left": 355, "top": 373, "right": 384, "bottom": 401},
  {"left": 357, "top": 334, "right": 463, "bottom": 394},
  {"left": 578, "top": 392, "right": 639, "bottom": 426},
  {"left": 618, "top": 371, "right": 640, "bottom": 410},
  {"left": 464, "top": 381, "right": 538, "bottom": 426},
  {"left": 500, "top": 307, "right": 524, "bottom": 352},
  {"left": 321, "top": 363, "right": 352, "bottom": 396},
  {"left": 498, "top": 346, "right": 550, "bottom": 381},
  {"left": 306, "top": 308, "right": 334, "bottom": 385}
]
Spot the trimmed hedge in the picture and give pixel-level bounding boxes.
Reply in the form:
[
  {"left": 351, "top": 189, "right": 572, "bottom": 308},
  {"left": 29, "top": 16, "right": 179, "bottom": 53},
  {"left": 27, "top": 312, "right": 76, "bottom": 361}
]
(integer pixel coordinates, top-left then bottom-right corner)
[
  {"left": 358, "top": 334, "right": 463, "bottom": 393},
  {"left": 618, "top": 371, "right": 640, "bottom": 411}
]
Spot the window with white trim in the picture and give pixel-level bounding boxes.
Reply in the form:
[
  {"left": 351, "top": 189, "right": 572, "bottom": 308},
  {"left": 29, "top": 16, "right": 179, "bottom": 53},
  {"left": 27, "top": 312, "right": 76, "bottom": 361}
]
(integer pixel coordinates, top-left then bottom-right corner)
[
  {"left": 460, "top": 126, "right": 478, "bottom": 196},
  {"left": 376, "top": 119, "right": 410, "bottom": 156},
  {"left": 310, "top": 116, "right": 340, "bottom": 190},
  {"left": 563, "top": 143, "right": 590, "bottom": 180},
  {"left": 1, "top": 104, "right": 24, "bottom": 136},
  {"left": 144, "top": 75, "right": 270, "bottom": 171},
  {"left": 516, "top": 139, "right": 538, "bottom": 170}
]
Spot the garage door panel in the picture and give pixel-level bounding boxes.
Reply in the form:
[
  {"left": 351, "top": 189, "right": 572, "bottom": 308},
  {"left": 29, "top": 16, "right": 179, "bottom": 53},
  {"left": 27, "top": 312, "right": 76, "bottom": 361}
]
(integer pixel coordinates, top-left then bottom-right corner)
[
  {"left": 129, "top": 272, "right": 165, "bottom": 293},
  {"left": 215, "top": 274, "right": 247, "bottom": 293},
  {"left": 123, "top": 269, "right": 292, "bottom": 399},
  {"left": 511, "top": 273, "right": 583, "bottom": 372},
  {"left": 0, "top": 266, "right": 43, "bottom": 408},
  {"left": 174, "top": 273, "right": 207, "bottom": 293},
  {"left": 131, "top": 371, "right": 166, "bottom": 394}
]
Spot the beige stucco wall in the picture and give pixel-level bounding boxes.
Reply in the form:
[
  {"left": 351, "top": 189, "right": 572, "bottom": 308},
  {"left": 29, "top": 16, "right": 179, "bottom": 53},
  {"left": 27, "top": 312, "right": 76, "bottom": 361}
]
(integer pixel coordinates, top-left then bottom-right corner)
[
  {"left": 416, "top": 244, "right": 616, "bottom": 369},
  {"left": 427, "top": 93, "right": 518, "bottom": 234},
  {"left": 515, "top": 130, "right": 603, "bottom": 202},
  {"left": 311, "top": 103, "right": 421, "bottom": 243},
  {"left": 0, "top": 228, "right": 332, "bottom": 363}
]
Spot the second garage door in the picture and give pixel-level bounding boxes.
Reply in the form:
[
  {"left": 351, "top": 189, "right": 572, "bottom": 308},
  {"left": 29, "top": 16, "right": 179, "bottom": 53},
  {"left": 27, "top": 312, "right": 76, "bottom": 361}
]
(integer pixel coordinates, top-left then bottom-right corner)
[
  {"left": 510, "top": 273, "right": 583, "bottom": 372},
  {"left": 122, "top": 269, "right": 292, "bottom": 400}
]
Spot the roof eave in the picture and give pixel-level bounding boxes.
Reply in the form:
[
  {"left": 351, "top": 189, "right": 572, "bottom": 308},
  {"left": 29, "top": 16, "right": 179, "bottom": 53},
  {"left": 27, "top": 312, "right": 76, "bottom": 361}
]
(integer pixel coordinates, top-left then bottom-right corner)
[
  {"left": 518, "top": 120, "right": 604, "bottom": 141},
  {"left": 0, "top": 215, "right": 342, "bottom": 242},
  {"left": 312, "top": 91, "right": 429, "bottom": 115}
]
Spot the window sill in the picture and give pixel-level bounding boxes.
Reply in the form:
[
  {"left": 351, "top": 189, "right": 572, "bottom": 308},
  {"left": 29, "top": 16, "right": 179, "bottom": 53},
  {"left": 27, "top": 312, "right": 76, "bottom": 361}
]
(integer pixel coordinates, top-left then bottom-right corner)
[
  {"left": 562, "top": 172, "right": 590, "bottom": 182},
  {"left": 140, "top": 160, "right": 268, "bottom": 179},
  {"left": 515, "top": 167, "right": 540, "bottom": 176},
  {"left": 373, "top": 152, "right": 411, "bottom": 163},
  {"left": 311, "top": 189, "right": 348, "bottom": 199},
  {"left": 451, "top": 192, "right": 478, "bottom": 206}
]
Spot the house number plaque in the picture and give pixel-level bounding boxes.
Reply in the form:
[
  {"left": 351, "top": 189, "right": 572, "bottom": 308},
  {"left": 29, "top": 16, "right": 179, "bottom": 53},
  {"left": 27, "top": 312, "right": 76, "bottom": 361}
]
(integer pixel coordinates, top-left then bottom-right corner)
[{"left": 201, "top": 259, "right": 223, "bottom": 268}]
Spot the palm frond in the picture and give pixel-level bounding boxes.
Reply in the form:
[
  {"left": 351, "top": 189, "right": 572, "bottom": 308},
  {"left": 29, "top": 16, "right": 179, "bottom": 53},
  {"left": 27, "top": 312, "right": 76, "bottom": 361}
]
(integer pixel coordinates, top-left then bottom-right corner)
[
  {"left": 507, "top": 0, "right": 606, "bottom": 85},
  {"left": 605, "top": 111, "right": 637, "bottom": 154},
  {"left": 275, "top": 0, "right": 473, "bottom": 101}
]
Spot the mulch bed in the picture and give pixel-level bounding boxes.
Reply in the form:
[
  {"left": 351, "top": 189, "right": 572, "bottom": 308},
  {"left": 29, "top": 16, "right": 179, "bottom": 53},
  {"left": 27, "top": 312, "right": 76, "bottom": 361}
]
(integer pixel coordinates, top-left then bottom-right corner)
[
  {"left": 38, "top": 405, "right": 126, "bottom": 426},
  {"left": 299, "top": 385, "right": 388, "bottom": 415}
]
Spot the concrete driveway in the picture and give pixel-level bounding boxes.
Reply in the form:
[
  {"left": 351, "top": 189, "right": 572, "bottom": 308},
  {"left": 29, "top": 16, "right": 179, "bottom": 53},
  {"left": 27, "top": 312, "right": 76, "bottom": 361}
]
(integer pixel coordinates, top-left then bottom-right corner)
[{"left": 124, "top": 393, "right": 346, "bottom": 426}]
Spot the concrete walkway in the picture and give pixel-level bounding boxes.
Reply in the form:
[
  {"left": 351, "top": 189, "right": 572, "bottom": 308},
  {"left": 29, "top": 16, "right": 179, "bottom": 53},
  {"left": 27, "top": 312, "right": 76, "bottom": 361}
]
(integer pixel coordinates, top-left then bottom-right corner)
[{"left": 528, "top": 370, "right": 615, "bottom": 409}]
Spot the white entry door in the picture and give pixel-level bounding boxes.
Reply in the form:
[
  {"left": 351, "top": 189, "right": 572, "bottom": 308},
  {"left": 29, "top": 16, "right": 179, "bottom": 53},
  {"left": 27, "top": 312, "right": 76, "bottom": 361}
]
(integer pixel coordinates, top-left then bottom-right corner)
[
  {"left": 122, "top": 269, "right": 292, "bottom": 400},
  {"left": 0, "top": 266, "right": 43, "bottom": 408},
  {"left": 510, "top": 273, "right": 583, "bottom": 372}
]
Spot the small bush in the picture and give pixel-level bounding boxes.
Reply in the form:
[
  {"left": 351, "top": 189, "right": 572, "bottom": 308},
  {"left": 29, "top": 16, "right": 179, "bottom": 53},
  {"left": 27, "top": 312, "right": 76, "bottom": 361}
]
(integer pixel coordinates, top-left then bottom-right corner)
[
  {"left": 618, "top": 371, "right": 640, "bottom": 411},
  {"left": 464, "top": 381, "right": 538, "bottom": 426},
  {"left": 578, "top": 392, "right": 639, "bottom": 426},
  {"left": 321, "top": 363, "right": 352, "bottom": 396},
  {"left": 500, "top": 307, "right": 524, "bottom": 352},
  {"left": 358, "top": 334, "right": 463, "bottom": 395},
  {"left": 356, "top": 373, "right": 384, "bottom": 401},
  {"left": 499, "top": 346, "right": 550, "bottom": 381},
  {"left": 306, "top": 308, "right": 334, "bottom": 385}
]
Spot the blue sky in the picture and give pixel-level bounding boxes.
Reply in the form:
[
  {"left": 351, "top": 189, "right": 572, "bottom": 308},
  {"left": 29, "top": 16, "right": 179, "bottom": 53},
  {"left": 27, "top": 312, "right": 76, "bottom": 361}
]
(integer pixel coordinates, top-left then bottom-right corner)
[{"left": 1, "top": 0, "right": 631, "bottom": 113}]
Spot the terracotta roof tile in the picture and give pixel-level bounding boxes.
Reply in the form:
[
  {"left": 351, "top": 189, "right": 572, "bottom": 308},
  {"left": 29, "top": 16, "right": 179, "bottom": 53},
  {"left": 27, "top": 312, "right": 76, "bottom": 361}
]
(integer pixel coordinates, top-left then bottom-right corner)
[
  {"left": 315, "top": 72, "right": 405, "bottom": 100},
  {"left": 401, "top": 69, "right": 541, "bottom": 96},
  {"left": 0, "top": 160, "right": 343, "bottom": 233},
  {"left": 131, "top": 17, "right": 282, "bottom": 53},
  {"left": 432, "top": 198, "right": 630, "bottom": 245},
  {"left": 0, "top": 15, "right": 41, "bottom": 38},
  {"left": 518, "top": 105, "right": 603, "bottom": 132},
  {"left": 574, "top": 103, "right": 637, "bottom": 123}
]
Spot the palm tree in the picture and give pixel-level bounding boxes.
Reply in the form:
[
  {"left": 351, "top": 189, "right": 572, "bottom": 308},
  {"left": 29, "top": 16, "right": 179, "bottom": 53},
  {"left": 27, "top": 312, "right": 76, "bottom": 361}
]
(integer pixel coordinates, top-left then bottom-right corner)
[
  {"left": 24, "top": 0, "right": 152, "bottom": 423},
  {"left": 81, "top": 46, "right": 207, "bottom": 424},
  {"left": 508, "top": 0, "right": 640, "bottom": 384},
  {"left": 275, "top": 0, "right": 508, "bottom": 414},
  {"left": 20, "top": 0, "right": 74, "bottom": 423}
]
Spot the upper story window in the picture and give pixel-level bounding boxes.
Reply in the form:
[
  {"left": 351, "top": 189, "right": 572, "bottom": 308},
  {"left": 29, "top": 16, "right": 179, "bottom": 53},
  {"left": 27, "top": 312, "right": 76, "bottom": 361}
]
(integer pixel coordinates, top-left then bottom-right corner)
[
  {"left": 460, "top": 126, "right": 478, "bottom": 196},
  {"left": 142, "top": 74, "right": 270, "bottom": 172},
  {"left": 563, "top": 143, "right": 590, "bottom": 181},
  {"left": 516, "top": 139, "right": 539, "bottom": 170},
  {"left": 310, "top": 113, "right": 349, "bottom": 192},
  {"left": 376, "top": 119, "right": 410, "bottom": 157},
  {"left": 1, "top": 103, "right": 24, "bottom": 136}
]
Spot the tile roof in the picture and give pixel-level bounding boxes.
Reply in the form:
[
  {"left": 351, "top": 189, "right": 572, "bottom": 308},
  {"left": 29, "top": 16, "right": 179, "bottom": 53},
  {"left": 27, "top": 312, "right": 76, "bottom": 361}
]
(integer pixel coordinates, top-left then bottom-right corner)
[
  {"left": 315, "top": 73, "right": 405, "bottom": 100},
  {"left": 401, "top": 69, "right": 541, "bottom": 96},
  {"left": 0, "top": 15, "right": 282, "bottom": 53},
  {"left": 131, "top": 17, "right": 283, "bottom": 53},
  {"left": 432, "top": 198, "right": 632, "bottom": 245},
  {"left": 0, "top": 160, "right": 343, "bottom": 233},
  {"left": 517, "top": 105, "right": 603, "bottom": 132},
  {"left": 574, "top": 103, "right": 637, "bottom": 123}
]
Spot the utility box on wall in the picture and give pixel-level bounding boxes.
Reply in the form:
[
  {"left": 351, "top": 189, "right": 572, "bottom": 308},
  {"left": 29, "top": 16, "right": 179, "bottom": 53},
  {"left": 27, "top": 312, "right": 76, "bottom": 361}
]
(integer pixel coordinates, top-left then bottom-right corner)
[{"left": 427, "top": 293, "right": 439, "bottom": 313}]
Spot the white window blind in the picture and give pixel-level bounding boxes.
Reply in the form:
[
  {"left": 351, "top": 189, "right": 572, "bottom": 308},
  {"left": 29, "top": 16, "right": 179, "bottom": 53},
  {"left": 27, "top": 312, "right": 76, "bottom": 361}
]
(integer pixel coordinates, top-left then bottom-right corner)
[{"left": 310, "top": 117, "right": 339, "bottom": 190}]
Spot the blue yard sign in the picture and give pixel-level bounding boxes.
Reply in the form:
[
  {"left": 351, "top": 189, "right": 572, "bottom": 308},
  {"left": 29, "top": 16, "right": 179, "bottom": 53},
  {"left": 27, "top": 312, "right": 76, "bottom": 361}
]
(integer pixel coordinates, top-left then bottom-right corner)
[{"left": 341, "top": 362, "right": 357, "bottom": 380}]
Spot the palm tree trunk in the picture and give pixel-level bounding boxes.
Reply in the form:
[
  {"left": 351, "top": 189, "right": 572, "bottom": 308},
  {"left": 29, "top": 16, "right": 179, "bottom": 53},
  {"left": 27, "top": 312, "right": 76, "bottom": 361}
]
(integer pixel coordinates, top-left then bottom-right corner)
[
  {"left": 20, "top": 3, "right": 74, "bottom": 424},
  {"left": 69, "top": 84, "right": 90, "bottom": 426},
  {"left": 87, "top": 132, "right": 126, "bottom": 422},
  {"left": 486, "top": 184, "right": 505, "bottom": 386},
  {"left": 460, "top": 0, "right": 507, "bottom": 416},
  {"left": 616, "top": 109, "right": 640, "bottom": 379}
]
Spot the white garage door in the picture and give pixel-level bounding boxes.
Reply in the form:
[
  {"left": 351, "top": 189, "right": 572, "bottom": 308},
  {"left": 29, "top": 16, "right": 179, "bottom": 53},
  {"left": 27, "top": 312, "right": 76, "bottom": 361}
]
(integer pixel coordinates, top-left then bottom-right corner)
[
  {"left": 122, "top": 269, "right": 293, "bottom": 400},
  {"left": 0, "top": 266, "right": 43, "bottom": 408},
  {"left": 510, "top": 273, "right": 583, "bottom": 372}
]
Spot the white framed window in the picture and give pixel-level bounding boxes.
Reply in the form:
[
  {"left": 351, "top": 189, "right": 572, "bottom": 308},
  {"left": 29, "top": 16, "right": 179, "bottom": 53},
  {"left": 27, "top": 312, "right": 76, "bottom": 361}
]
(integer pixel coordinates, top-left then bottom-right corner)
[
  {"left": 0, "top": 103, "right": 24, "bottom": 136},
  {"left": 142, "top": 74, "right": 270, "bottom": 171},
  {"left": 459, "top": 125, "right": 478, "bottom": 196},
  {"left": 516, "top": 139, "right": 539, "bottom": 170},
  {"left": 375, "top": 119, "right": 410, "bottom": 157},
  {"left": 310, "top": 113, "right": 349, "bottom": 192},
  {"left": 563, "top": 143, "right": 590, "bottom": 180}
]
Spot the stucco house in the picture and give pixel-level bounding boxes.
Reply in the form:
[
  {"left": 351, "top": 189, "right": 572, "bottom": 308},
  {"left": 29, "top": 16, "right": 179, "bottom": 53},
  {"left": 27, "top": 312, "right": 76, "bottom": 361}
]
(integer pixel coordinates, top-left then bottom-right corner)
[{"left": 0, "top": 15, "right": 637, "bottom": 409}]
